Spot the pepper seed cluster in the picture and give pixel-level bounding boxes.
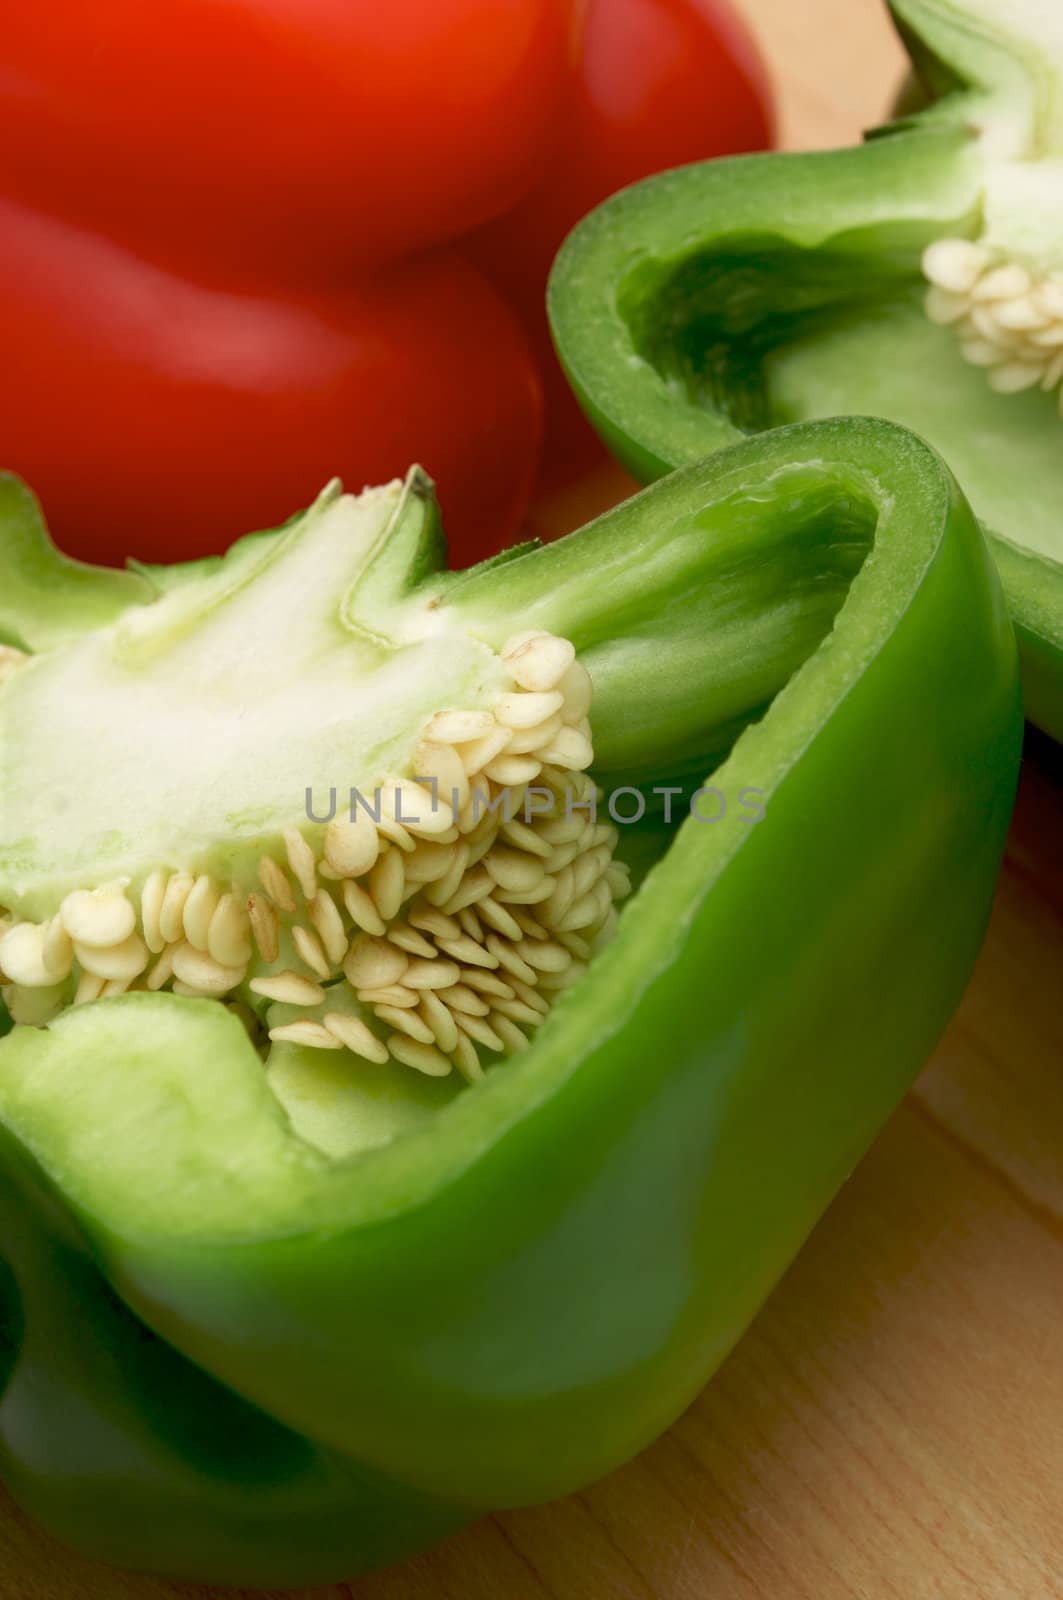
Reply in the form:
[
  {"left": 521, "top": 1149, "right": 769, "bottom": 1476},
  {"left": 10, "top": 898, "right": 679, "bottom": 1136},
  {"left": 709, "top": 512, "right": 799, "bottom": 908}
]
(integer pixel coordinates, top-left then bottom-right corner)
[
  {"left": 0, "top": 631, "right": 631, "bottom": 1083},
  {"left": 923, "top": 238, "right": 1063, "bottom": 407}
]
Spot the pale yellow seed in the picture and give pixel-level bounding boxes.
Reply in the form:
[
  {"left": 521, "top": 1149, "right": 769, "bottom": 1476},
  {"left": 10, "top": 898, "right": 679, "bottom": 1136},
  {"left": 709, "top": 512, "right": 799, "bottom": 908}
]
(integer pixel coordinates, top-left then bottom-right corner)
[
  {"left": 322, "top": 1012, "right": 389, "bottom": 1064},
  {"left": 1035, "top": 279, "right": 1063, "bottom": 319},
  {"left": 42, "top": 915, "right": 74, "bottom": 979},
  {"left": 282, "top": 827, "right": 317, "bottom": 901},
  {"left": 559, "top": 929, "right": 593, "bottom": 961},
  {"left": 381, "top": 776, "right": 453, "bottom": 839},
  {"left": 101, "top": 977, "right": 133, "bottom": 998},
  {"left": 182, "top": 874, "right": 221, "bottom": 951},
  {"left": 61, "top": 883, "right": 136, "bottom": 948},
  {"left": 452, "top": 1030, "right": 484, "bottom": 1083},
  {"left": 258, "top": 855, "right": 296, "bottom": 913},
  {"left": 537, "top": 816, "right": 585, "bottom": 844},
  {"left": 408, "top": 906, "right": 462, "bottom": 942},
  {"left": 510, "top": 977, "right": 550, "bottom": 1015},
  {"left": 463, "top": 810, "right": 501, "bottom": 862},
  {"left": 477, "top": 897, "right": 524, "bottom": 942},
  {"left": 401, "top": 958, "right": 461, "bottom": 990},
  {"left": 510, "top": 908, "right": 550, "bottom": 941},
  {"left": 377, "top": 1005, "right": 435, "bottom": 1044},
  {"left": 542, "top": 864, "right": 576, "bottom": 926},
  {"left": 344, "top": 934, "right": 408, "bottom": 991},
  {"left": 441, "top": 866, "right": 495, "bottom": 916},
  {"left": 444, "top": 984, "right": 491, "bottom": 1017},
  {"left": 494, "top": 690, "right": 564, "bottom": 730},
  {"left": 74, "top": 932, "right": 149, "bottom": 982},
  {"left": 500, "top": 818, "right": 553, "bottom": 858},
  {"left": 505, "top": 713, "right": 563, "bottom": 755},
  {"left": 959, "top": 337, "right": 1005, "bottom": 368},
  {"left": 483, "top": 753, "right": 542, "bottom": 786},
  {"left": 515, "top": 934, "right": 569, "bottom": 972},
  {"left": 987, "top": 361, "right": 1045, "bottom": 393},
  {"left": 418, "top": 989, "right": 460, "bottom": 1053},
  {"left": 369, "top": 848, "right": 405, "bottom": 922},
  {"left": 493, "top": 878, "right": 556, "bottom": 906},
  {"left": 323, "top": 812, "right": 380, "bottom": 879},
  {"left": 387, "top": 1035, "right": 453, "bottom": 1077},
  {"left": 141, "top": 868, "right": 168, "bottom": 953},
  {"left": 0, "top": 923, "right": 55, "bottom": 987},
  {"left": 422, "top": 844, "right": 470, "bottom": 908},
  {"left": 971, "top": 263, "right": 1030, "bottom": 302},
  {"left": 456, "top": 725, "right": 512, "bottom": 776},
  {"left": 269, "top": 1021, "right": 343, "bottom": 1050},
  {"left": 558, "top": 660, "right": 593, "bottom": 723},
  {"left": 924, "top": 285, "right": 968, "bottom": 326},
  {"left": 993, "top": 295, "right": 1050, "bottom": 332},
  {"left": 539, "top": 960, "right": 588, "bottom": 991},
  {"left": 458, "top": 907, "right": 485, "bottom": 942},
  {"left": 341, "top": 879, "right": 386, "bottom": 936},
  {"left": 485, "top": 935, "right": 538, "bottom": 984},
  {"left": 573, "top": 847, "right": 608, "bottom": 898},
  {"left": 492, "top": 1014, "right": 530, "bottom": 1052},
  {"left": 387, "top": 921, "right": 438, "bottom": 959},
  {"left": 538, "top": 726, "right": 593, "bottom": 770},
  {"left": 208, "top": 892, "right": 253, "bottom": 967},
  {"left": 484, "top": 847, "right": 547, "bottom": 895},
  {"left": 503, "top": 633, "right": 575, "bottom": 693},
  {"left": 437, "top": 934, "right": 500, "bottom": 970},
  {"left": 413, "top": 740, "right": 470, "bottom": 816},
  {"left": 461, "top": 969, "right": 516, "bottom": 1000},
  {"left": 160, "top": 872, "right": 195, "bottom": 945},
  {"left": 309, "top": 890, "right": 348, "bottom": 967},
  {"left": 457, "top": 1013, "right": 505, "bottom": 1052},
  {"left": 250, "top": 971, "right": 326, "bottom": 1006},
  {"left": 492, "top": 997, "right": 544, "bottom": 1028},
  {"left": 357, "top": 984, "right": 420, "bottom": 1008},
  {"left": 171, "top": 942, "right": 245, "bottom": 995},
  {"left": 457, "top": 773, "right": 493, "bottom": 834},
  {"left": 74, "top": 971, "right": 106, "bottom": 1005},
  {"left": 922, "top": 238, "right": 990, "bottom": 294},
  {"left": 246, "top": 889, "right": 280, "bottom": 960},
  {"left": 376, "top": 813, "right": 416, "bottom": 853},
  {"left": 292, "top": 925, "right": 331, "bottom": 981},
  {"left": 423, "top": 708, "right": 495, "bottom": 744},
  {"left": 606, "top": 863, "right": 631, "bottom": 897},
  {"left": 404, "top": 840, "right": 459, "bottom": 885},
  {"left": 146, "top": 945, "right": 176, "bottom": 991}
]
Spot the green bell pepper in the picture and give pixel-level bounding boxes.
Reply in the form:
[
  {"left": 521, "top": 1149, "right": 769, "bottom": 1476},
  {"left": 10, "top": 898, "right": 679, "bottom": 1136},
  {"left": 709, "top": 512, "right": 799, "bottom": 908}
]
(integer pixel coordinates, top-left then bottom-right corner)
[
  {"left": 548, "top": 0, "right": 1063, "bottom": 742},
  {"left": 0, "top": 418, "right": 1020, "bottom": 1585}
]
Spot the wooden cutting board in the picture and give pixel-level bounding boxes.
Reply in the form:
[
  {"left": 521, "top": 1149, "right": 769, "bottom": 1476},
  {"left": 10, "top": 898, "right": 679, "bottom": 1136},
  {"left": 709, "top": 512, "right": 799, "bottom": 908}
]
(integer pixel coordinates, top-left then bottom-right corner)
[{"left": 3, "top": 4, "right": 1061, "bottom": 1596}]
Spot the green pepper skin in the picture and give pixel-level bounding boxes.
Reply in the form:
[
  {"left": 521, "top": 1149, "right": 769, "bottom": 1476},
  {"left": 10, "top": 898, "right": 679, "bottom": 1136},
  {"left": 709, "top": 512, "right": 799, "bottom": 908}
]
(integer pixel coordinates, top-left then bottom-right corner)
[
  {"left": 0, "top": 420, "right": 1021, "bottom": 1583},
  {"left": 548, "top": 3, "right": 1063, "bottom": 743}
]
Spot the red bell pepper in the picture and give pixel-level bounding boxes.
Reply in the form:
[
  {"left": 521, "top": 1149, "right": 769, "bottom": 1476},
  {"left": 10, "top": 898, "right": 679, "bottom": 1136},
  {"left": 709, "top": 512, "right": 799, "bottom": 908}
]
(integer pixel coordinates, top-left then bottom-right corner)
[{"left": 0, "top": 0, "right": 772, "bottom": 566}]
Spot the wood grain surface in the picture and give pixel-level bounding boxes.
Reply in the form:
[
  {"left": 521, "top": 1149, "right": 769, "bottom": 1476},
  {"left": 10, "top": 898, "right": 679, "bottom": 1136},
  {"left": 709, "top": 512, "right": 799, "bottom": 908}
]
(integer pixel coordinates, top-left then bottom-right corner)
[{"left": 3, "top": 4, "right": 1061, "bottom": 1598}]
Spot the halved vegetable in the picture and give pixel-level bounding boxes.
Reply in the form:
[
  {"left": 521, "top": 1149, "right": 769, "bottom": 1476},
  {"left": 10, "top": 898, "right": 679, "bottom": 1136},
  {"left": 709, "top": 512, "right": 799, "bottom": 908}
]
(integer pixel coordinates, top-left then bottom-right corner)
[{"left": 0, "top": 420, "right": 1021, "bottom": 1582}]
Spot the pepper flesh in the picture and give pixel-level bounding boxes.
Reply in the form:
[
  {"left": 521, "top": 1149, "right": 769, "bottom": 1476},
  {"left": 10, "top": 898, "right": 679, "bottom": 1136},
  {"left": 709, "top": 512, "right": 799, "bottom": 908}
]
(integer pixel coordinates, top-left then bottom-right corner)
[
  {"left": 548, "top": 0, "right": 1063, "bottom": 741},
  {"left": 0, "top": 419, "right": 1021, "bottom": 1583}
]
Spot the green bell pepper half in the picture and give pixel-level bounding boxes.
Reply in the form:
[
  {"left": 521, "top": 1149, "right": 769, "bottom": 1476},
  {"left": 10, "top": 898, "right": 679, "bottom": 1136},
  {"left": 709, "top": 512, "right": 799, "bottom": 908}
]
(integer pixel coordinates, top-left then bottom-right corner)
[
  {"left": 0, "top": 417, "right": 1021, "bottom": 1585},
  {"left": 548, "top": 0, "right": 1063, "bottom": 742}
]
